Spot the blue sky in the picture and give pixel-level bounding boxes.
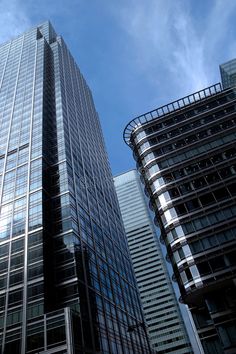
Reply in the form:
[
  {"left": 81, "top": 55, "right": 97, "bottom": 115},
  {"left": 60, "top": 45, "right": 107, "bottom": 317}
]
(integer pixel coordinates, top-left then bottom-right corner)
[{"left": 1, "top": 0, "right": 236, "bottom": 175}]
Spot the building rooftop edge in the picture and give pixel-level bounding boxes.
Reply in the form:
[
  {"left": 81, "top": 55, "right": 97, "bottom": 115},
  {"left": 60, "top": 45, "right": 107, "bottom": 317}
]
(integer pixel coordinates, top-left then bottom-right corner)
[
  {"left": 123, "top": 82, "right": 225, "bottom": 146},
  {"left": 113, "top": 168, "right": 137, "bottom": 179},
  {"left": 0, "top": 20, "right": 55, "bottom": 49}
]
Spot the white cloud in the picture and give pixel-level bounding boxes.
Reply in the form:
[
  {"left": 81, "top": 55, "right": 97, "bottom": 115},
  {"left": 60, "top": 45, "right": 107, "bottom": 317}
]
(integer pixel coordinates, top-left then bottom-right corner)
[
  {"left": 170, "top": 5, "right": 208, "bottom": 93},
  {"left": 1, "top": 0, "right": 236, "bottom": 104},
  {"left": 112, "top": 0, "right": 236, "bottom": 99},
  {"left": 0, "top": 0, "right": 31, "bottom": 45}
]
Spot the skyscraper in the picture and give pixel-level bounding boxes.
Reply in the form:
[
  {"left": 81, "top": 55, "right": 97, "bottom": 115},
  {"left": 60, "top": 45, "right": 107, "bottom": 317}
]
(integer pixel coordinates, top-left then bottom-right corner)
[
  {"left": 123, "top": 64, "right": 236, "bottom": 353},
  {"left": 114, "top": 170, "right": 193, "bottom": 354},
  {"left": 0, "top": 22, "right": 149, "bottom": 354}
]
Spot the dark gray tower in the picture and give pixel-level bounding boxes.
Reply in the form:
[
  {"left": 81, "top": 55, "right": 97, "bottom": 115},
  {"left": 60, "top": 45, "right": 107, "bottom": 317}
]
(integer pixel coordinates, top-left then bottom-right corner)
[
  {"left": 124, "top": 63, "right": 236, "bottom": 354},
  {"left": 0, "top": 22, "right": 149, "bottom": 354}
]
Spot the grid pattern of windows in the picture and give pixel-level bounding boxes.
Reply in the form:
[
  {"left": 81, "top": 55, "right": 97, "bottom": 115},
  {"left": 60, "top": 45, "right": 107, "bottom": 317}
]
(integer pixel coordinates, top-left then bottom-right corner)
[
  {"left": 0, "top": 26, "right": 46, "bottom": 354},
  {"left": 125, "top": 81, "right": 236, "bottom": 354},
  {"left": 0, "top": 22, "right": 149, "bottom": 354},
  {"left": 114, "top": 170, "right": 192, "bottom": 354}
]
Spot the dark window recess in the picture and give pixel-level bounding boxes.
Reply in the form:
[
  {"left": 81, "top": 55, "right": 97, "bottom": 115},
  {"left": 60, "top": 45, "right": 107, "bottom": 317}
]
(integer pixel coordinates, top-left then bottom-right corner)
[
  {"left": 185, "top": 268, "right": 193, "bottom": 281},
  {"left": 9, "top": 271, "right": 23, "bottom": 286},
  {"left": 47, "top": 326, "right": 66, "bottom": 348},
  {"left": 200, "top": 193, "right": 215, "bottom": 207},
  {"left": 27, "top": 331, "right": 44, "bottom": 351},
  {"left": 8, "top": 289, "right": 23, "bottom": 305},
  {"left": 209, "top": 126, "right": 221, "bottom": 134},
  {"left": 179, "top": 183, "right": 192, "bottom": 194},
  {"left": 197, "top": 261, "right": 211, "bottom": 276},
  {"left": 192, "top": 177, "right": 207, "bottom": 189},
  {"left": 175, "top": 204, "right": 187, "bottom": 215},
  {"left": 186, "top": 199, "right": 200, "bottom": 211},
  {"left": 169, "top": 188, "right": 180, "bottom": 198},
  {"left": 4, "top": 340, "right": 21, "bottom": 354},
  {"left": 159, "top": 133, "right": 168, "bottom": 142},
  {"left": 150, "top": 138, "right": 157, "bottom": 145},
  {"left": 211, "top": 154, "right": 223, "bottom": 164},
  {"left": 228, "top": 183, "right": 236, "bottom": 195},
  {"left": 197, "top": 131, "right": 208, "bottom": 139},
  {"left": 169, "top": 129, "right": 179, "bottom": 137},
  {"left": 192, "top": 308, "right": 213, "bottom": 330},
  {"left": 224, "top": 148, "right": 236, "bottom": 159},
  {"left": 221, "top": 119, "right": 234, "bottom": 129},
  {"left": 174, "top": 140, "right": 186, "bottom": 149},
  {"left": 179, "top": 124, "right": 190, "bottom": 133},
  {"left": 205, "top": 173, "right": 220, "bottom": 184},
  {"left": 164, "top": 173, "right": 174, "bottom": 183},
  {"left": 226, "top": 251, "right": 236, "bottom": 266},
  {"left": 0, "top": 294, "right": 5, "bottom": 308},
  {"left": 164, "top": 118, "right": 173, "bottom": 127},
  {"left": 206, "top": 293, "right": 227, "bottom": 313},
  {"left": 174, "top": 169, "right": 186, "bottom": 179},
  {"left": 154, "top": 148, "right": 162, "bottom": 157},
  {"left": 209, "top": 256, "right": 225, "bottom": 271},
  {"left": 191, "top": 120, "right": 202, "bottom": 128},
  {"left": 185, "top": 135, "right": 197, "bottom": 144},
  {"left": 219, "top": 167, "right": 232, "bottom": 178},
  {"left": 213, "top": 188, "right": 230, "bottom": 201},
  {"left": 199, "top": 159, "right": 212, "bottom": 169},
  {"left": 28, "top": 284, "right": 44, "bottom": 299},
  {"left": 162, "top": 144, "right": 172, "bottom": 153}
]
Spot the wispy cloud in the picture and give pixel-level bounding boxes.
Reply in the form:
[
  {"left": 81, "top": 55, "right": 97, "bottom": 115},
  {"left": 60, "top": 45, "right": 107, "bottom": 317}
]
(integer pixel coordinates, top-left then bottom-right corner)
[
  {"left": 112, "top": 0, "right": 236, "bottom": 100},
  {"left": 0, "top": 0, "right": 31, "bottom": 44}
]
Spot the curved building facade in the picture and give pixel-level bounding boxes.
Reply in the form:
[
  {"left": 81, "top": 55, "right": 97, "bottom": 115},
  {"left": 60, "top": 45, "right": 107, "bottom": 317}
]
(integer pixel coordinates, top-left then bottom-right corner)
[{"left": 124, "top": 73, "right": 236, "bottom": 353}]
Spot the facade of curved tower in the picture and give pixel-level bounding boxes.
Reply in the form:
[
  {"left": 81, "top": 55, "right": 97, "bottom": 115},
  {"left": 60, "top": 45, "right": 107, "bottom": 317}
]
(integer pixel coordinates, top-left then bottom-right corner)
[{"left": 124, "top": 67, "right": 236, "bottom": 354}]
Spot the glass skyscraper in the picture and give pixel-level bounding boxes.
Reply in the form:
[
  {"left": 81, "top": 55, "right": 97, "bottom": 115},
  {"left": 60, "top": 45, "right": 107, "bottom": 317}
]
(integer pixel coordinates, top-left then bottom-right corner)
[
  {"left": 0, "top": 22, "right": 149, "bottom": 354},
  {"left": 114, "top": 170, "right": 193, "bottom": 354},
  {"left": 123, "top": 63, "right": 236, "bottom": 353}
]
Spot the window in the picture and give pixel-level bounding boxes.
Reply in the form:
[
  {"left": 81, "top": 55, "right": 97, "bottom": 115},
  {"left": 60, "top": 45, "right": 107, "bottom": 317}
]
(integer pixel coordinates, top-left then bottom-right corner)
[
  {"left": 197, "top": 261, "right": 211, "bottom": 276},
  {"left": 200, "top": 193, "right": 215, "bottom": 206}
]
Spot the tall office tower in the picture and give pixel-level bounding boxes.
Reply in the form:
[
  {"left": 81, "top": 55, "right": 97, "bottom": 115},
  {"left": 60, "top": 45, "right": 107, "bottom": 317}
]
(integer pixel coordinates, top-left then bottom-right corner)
[
  {"left": 123, "top": 62, "right": 236, "bottom": 354},
  {"left": 220, "top": 59, "right": 236, "bottom": 89},
  {"left": 114, "top": 170, "right": 193, "bottom": 354},
  {"left": 0, "top": 22, "right": 149, "bottom": 354}
]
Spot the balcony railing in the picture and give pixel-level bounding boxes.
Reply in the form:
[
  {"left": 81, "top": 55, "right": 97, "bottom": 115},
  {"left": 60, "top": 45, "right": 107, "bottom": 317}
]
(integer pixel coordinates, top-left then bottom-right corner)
[{"left": 123, "top": 83, "right": 223, "bottom": 146}]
